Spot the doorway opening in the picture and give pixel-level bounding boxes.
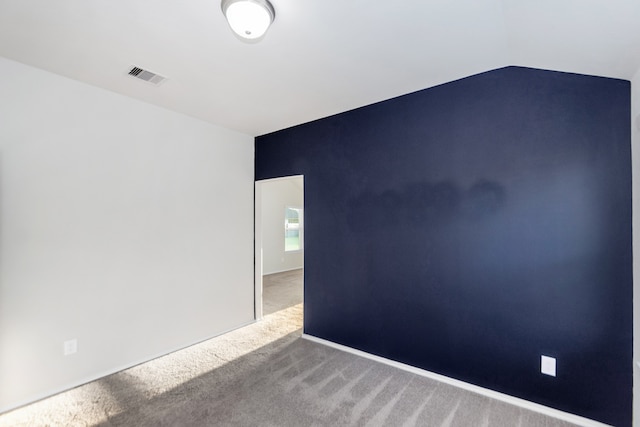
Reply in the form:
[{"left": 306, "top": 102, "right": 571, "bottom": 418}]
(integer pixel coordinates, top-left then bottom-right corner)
[{"left": 255, "top": 176, "right": 304, "bottom": 322}]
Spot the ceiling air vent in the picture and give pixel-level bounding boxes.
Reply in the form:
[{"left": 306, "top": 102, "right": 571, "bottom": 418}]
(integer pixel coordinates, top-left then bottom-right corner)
[{"left": 126, "top": 66, "right": 167, "bottom": 86}]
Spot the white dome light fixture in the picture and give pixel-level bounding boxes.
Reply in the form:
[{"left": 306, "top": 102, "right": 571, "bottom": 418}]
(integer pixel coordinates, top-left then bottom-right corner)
[{"left": 221, "top": 0, "right": 275, "bottom": 41}]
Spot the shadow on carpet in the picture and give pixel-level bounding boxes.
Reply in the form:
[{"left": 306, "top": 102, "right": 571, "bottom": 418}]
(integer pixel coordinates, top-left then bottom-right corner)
[{"left": 96, "top": 335, "right": 579, "bottom": 427}]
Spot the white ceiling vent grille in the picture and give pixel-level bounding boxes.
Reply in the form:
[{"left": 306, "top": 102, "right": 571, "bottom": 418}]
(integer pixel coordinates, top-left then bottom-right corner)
[{"left": 127, "top": 66, "right": 167, "bottom": 86}]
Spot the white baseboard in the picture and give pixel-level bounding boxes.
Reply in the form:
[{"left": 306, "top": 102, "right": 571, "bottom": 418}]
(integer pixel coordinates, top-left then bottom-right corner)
[
  {"left": 263, "top": 266, "right": 304, "bottom": 276},
  {"left": 302, "top": 334, "right": 611, "bottom": 427}
]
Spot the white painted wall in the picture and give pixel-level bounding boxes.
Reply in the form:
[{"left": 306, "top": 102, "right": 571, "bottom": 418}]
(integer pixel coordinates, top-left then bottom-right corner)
[
  {"left": 0, "top": 57, "right": 255, "bottom": 411},
  {"left": 632, "top": 67, "right": 640, "bottom": 427},
  {"left": 261, "top": 177, "right": 303, "bottom": 275}
]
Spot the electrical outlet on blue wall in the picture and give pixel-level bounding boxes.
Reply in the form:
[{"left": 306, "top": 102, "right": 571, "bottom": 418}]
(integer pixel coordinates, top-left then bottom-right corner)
[{"left": 541, "top": 355, "right": 556, "bottom": 376}]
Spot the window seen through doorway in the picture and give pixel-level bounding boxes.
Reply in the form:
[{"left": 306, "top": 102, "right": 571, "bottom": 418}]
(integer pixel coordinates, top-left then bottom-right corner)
[{"left": 285, "top": 207, "right": 303, "bottom": 252}]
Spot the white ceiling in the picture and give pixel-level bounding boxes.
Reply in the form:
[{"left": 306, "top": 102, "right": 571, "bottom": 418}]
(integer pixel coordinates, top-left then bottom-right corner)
[{"left": 1, "top": 0, "right": 639, "bottom": 136}]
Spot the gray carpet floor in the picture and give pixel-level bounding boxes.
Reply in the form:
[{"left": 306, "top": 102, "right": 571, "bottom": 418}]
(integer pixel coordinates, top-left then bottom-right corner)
[
  {"left": 263, "top": 269, "right": 304, "bottom": 316},
  {"left": 0, "top": 270, "right": 585, "bottom": 426}
]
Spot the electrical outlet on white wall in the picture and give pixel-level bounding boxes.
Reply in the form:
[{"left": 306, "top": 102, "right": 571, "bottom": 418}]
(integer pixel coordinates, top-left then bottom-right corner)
[
  {"left": 64, "top": 339, "right": 78, "bottom": 356},
  {"left": 541, "top": 355, "right": 556, "bottom": 376}
]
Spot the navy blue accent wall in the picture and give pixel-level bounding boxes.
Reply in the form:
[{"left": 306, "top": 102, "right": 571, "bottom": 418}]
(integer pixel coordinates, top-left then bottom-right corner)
[{"left": 255, "top": 66, "right": 632, "bottom": 426}]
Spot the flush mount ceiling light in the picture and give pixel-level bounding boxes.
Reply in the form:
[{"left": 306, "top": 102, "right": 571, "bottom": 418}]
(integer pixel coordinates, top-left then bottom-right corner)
[{"left": 221, "top": 0, "right": 275, "bottom": 41}]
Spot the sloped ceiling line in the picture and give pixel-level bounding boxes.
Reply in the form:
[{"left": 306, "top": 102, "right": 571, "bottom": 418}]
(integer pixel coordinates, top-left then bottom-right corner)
[{"left": 0, "top": 0, "right": 639, "bottom": 135}]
